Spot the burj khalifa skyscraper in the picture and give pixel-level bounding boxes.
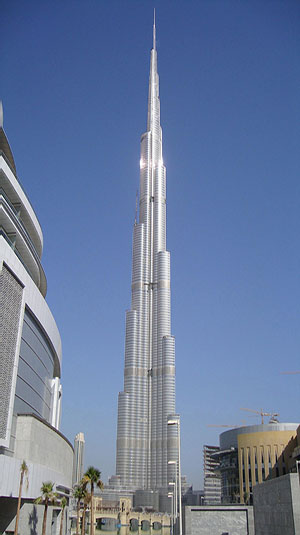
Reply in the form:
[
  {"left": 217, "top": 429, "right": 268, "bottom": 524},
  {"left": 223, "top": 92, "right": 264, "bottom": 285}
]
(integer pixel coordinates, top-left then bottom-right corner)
[{"left": 116, "top": 17, "right": 179, "bottom": 495}]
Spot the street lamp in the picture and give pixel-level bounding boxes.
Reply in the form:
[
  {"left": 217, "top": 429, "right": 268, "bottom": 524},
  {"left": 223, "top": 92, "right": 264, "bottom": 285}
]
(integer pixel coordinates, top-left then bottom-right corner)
[
  {"left": 168, "top": 479, "right": 177, "bottom": 535},
  {"left": 168, "top": 481, "right": 176, "bottom": 520},
  {"left": 168, "top": 461, "right": 178, "bottom": 522},
  {"left": 168, "top": 492, "right": 174, "bottom": 535},
  {"left": 167, "top": 417, "right": 182, "bottom": 535}
]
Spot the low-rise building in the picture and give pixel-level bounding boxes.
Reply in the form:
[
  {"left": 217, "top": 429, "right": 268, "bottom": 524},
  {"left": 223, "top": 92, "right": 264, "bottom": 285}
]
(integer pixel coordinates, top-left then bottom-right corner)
[
  {"left": 203, "top": 445, "right": 221, "bottom": 505},
  {"left": 213, "top": 422, "right": 299, "bottom": 504}
]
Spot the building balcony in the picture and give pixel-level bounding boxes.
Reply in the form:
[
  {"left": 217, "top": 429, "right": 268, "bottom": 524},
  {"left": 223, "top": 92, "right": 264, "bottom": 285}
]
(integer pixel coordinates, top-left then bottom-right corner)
[
  {"left": 0, "top": 215, "right": 47, "bottom": 296},
  {"left": 0, "top": 153, "right": 43, "bottom": 257}
]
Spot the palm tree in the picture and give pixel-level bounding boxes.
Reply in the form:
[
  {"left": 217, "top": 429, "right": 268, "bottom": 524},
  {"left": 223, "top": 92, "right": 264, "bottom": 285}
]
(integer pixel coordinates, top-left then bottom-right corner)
[
  {"left": 35, "top": 481, "right": 57, "bottom": 535},
  {"left": 83, "top": 467, "right": 103, "bottom": 535},
  {"left": 59, "top": 497, "right": 67, "bottom": 535},
  {"left": 244, "top": 491, "right": 249, "bottom": 504},
  {"left": 81, "top": 492, "right": 91, "bottom": 535},
  {"left": 73, "top": 484, "right": 86, "bottom": 535},
  {"left": 14, "top": 460, "right": 28, "bottom": 535}
]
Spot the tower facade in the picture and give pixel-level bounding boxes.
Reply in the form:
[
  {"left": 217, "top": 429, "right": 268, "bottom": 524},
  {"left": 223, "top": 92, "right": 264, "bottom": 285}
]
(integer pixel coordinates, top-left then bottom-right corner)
[
  {"left": 73, "top": 432, "right": 85, "bottom": 486},
  {"left": 116, "top": 22, "right": 178, "bottom": 492}
]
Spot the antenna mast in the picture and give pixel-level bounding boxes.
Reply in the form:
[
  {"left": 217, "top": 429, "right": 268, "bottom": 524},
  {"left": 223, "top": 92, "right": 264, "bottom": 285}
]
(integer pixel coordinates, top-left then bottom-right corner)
[{"left": 153, "top": 9, "right": 156, "bottom": 50}]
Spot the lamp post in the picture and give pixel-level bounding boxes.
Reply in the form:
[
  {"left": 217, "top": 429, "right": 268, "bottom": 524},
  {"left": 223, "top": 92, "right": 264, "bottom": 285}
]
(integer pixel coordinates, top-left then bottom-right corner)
[
  {"left": 168, "top": 480, "right": 177, "bottom": 535},
  {"left": 167, "top": 417, "right": 182, "bottom": 535},
  {"left": 167, "top": 492, "right": 174, "bottom": 535},
  {"left": 168, "top": 461, "right": 178, "bottom": 522},
  {"left": 168, "top": 482, "right": 176, "bottom": 520}
]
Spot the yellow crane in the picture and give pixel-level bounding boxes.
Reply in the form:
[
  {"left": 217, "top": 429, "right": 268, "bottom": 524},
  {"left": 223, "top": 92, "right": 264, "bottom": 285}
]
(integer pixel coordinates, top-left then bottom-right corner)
[{"left": 240, "top": 407, "right": 279, "bottom": 424}]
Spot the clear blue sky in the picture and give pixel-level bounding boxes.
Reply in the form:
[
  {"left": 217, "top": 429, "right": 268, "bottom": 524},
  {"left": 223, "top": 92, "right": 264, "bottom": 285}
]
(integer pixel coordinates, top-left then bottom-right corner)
[{"left": 2, "top": 1, "right": 300, "bottom": 488}]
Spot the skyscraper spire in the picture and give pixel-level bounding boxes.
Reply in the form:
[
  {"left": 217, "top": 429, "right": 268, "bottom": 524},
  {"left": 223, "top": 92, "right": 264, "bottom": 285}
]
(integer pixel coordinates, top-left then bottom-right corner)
[
  {"left": 147, "top": 14, "right": 159, "bottom": 134},
  {"left": 153, "top": 9, "right": 156, "bottom": 50},
  {"left": 116, "top": 18, "right": 178, "bottom": 496}
]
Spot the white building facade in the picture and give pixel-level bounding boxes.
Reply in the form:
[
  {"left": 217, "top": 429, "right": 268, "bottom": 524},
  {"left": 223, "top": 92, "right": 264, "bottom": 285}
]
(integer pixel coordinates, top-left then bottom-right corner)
[
  {"left": 0, "top": 103, "right": 73, "bottom": 532},
  {"left": 115, "top": 22, "right": 179, "bottom": 495}
]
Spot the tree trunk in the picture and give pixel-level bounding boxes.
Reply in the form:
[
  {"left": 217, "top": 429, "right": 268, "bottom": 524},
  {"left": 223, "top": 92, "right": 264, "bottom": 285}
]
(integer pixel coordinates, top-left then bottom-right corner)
[
  {"left": 42, "top": 500, "right": 48, "bottom": 535},
  {"left": 90, "top": 485, "right": 94, "bottom": 535},
  {"left": 14, "top": 471, "right": 24, "bottom": 535},
  {"left": 15, "top": 470, "right": 24, "bottom": 535},
  {"left": 76, "top": 500, "right": 80, "bottom": 535},
  {"left": 81, "top": 506, "right": 86, "bottom": 535},
  {"left": 59, "top": 507, "right": 64, "bottom": 535}
]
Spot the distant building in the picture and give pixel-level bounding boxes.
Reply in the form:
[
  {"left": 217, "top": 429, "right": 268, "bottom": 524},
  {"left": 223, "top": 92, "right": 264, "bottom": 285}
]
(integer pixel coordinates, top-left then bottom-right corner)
[
  {"left": 72, "top": 432, "right": 85, "bottom": 486},
  {"left": 95, "top": 477, "right": 134, "bottom": 507},
  {"left": 0, "top": 103, "right": 73, "bottom": 534},
  {"left": 213, "top": 423, "right": 299, "bottom": 504},
  {"left": 108, "top": 474, "right": 121, "bottom": 488},
  {"left": 181, "top": 475, "right": 189, "bottom": 496},
  {"left": 182, "top": 487, "right": 204, "bottom": 506},
  {"left": 203, "top": 445, "right": 221, "bottom": 505}
]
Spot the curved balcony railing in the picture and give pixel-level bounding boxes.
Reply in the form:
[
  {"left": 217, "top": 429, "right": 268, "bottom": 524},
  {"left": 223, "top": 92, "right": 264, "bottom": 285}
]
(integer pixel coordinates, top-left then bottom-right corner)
[
  {"left": 0, "top": 199, "right": 47, "bottom": 296},
  {"left": 0, "top": 188, "right": 41, "bottom": 259},
  {"left": 0, "top": 150, "right": 43, "bottom": 230},
  {"left": 0, "top": 226, "right": 34, "bottom": 281},
  {"left": 0, "top": 188, "right": 47, "bottom": 295}
]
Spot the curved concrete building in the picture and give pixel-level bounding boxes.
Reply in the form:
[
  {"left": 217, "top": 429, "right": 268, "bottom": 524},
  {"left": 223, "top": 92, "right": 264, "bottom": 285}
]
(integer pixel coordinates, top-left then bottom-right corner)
[
  {"left": 216, "top": 423, "right": 299, "bottom": 504},
  {"left": 115, "top": 21, "right": 179, "bottom": 495},
  {"left": 0, "top": 103, "right": 73, "bottom": 531}
]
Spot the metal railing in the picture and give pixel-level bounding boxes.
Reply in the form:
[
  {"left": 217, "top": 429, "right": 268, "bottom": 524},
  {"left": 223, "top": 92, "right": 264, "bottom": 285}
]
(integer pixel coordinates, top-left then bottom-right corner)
[{"left": 0, "top": 227, "right": 34, "bottom": 280}]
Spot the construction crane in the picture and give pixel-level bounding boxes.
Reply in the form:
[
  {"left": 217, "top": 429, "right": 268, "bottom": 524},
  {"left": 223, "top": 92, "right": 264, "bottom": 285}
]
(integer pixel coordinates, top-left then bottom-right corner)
[
  {"left": 240, "top": 407, "right": 279, "bottom": 424},
  {"left": 281, "top": 371, "right": 300, "bottom": 374},
  {"left": 207, "top": 422, "right": 246, "bottom": 429}
]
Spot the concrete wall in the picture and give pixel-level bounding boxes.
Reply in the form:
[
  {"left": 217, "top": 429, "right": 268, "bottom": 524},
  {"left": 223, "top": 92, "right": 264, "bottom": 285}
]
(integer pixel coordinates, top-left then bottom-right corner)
[
  {"left": 15, "top": 415, "right": 73, "bottom": 482},
  {"left": 0, "top": 415, "right": 73, "bottom": 499},
  {"left": 0, "top": 499, "right": 69, "bottom": 535},
  {"left": 184, "top": 505, "right": 254, "bottom": 535},
  {"left": 253, "top": 473, "right": 300, "bottom": 535}
]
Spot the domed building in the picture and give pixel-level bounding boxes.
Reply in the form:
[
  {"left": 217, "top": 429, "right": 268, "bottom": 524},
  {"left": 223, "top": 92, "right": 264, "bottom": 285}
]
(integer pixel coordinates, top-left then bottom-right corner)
[{"left": 213, "top": 422, "right": 299, "bottom": 504}]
